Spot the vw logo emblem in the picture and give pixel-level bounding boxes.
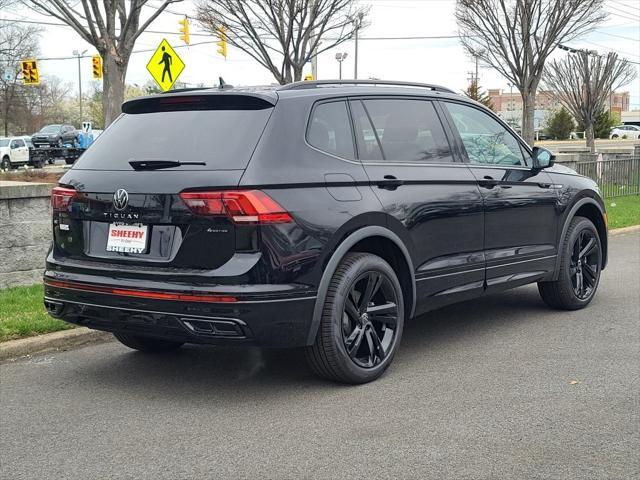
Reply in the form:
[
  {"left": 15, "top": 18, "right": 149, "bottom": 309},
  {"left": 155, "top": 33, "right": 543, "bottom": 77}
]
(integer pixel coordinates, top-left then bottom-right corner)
[{"left": 113, "top": 189, "right": 129, "bottom": 211}]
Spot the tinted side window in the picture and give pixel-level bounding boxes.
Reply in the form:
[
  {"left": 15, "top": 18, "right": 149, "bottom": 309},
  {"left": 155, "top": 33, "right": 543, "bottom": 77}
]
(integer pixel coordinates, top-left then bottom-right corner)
[
  {"left": 444, "top": 102, "right": 526, "bottom": 166},
  {"left": 307, "top": 101, "right": 355, "bottom": 160},
  {"left": 358, "top": 99, "right": 452, "bottom": 163},
  {"left": 14, "top": 139, "right": 25, "bottom": 148}
]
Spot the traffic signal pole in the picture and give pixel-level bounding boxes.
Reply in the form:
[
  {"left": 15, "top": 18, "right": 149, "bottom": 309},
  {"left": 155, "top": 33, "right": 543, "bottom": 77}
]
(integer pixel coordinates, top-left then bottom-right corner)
[{"left": 73, "top": 49, "right": 87, "bottom": 122}]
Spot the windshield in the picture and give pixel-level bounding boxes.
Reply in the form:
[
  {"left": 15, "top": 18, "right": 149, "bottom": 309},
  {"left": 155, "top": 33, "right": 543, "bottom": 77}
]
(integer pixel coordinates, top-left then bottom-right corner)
[
  {"left": 40, "top": 125, "right": 61, "bottom": 133},
  {"left": 74, "top": 107, "right": 274, "bottom": 171},
  {"left": 0, "top": 139, "right": 9, "bottom": 147}
]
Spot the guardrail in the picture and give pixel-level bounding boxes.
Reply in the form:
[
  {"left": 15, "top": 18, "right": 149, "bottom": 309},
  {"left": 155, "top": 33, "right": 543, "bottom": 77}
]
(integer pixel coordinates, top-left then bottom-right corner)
[{"left": 574, "top": 156, "right": 640, "bottom": 198}]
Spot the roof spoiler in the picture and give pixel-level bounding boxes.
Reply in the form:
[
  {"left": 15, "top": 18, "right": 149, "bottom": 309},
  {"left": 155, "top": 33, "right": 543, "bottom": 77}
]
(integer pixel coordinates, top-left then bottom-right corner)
[{"left": 122, "top": 92, "right": 276, "bottom": 114}]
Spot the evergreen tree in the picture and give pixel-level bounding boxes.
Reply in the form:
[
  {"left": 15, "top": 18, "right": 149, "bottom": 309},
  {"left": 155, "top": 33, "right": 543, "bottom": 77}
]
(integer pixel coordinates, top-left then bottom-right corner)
[
  {"left": 546, "top": 107, "right": 575, "bottom": 140},
  {"left": 463, "top": 79, "right": 495, "bottom": 111}
]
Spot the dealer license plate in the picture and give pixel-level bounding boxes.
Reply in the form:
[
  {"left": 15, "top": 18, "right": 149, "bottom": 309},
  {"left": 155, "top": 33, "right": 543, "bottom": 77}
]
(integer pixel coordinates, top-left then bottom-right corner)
[{"left": 106, "top": 223, "right": 148, "bottom": 253}]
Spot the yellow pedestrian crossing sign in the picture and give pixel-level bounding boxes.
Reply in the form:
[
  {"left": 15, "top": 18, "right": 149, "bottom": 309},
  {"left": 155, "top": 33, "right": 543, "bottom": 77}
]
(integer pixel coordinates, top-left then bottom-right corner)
[{"left": 146, "top": 39, "right": 185, "bottom": 92}]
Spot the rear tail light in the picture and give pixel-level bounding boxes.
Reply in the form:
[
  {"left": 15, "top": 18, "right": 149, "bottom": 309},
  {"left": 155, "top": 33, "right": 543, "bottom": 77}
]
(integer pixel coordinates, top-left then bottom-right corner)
[
  {"left": 51, "top": 186, "right": 76, "bottom": 212},
  {"left": 179, "top": 190, "right": 293, "bottom": 224}
]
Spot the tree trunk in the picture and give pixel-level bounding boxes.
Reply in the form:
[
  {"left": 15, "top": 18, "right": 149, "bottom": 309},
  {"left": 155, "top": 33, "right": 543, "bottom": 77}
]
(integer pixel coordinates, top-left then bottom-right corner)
[
  {"left": 521, "top": 89, "right": 536, "bottom": 146},
  {"left": 585, "top": 123, "right": 596, "bottom": 154},
  {"left": 102, "top": 52, "right": 127, "bottom": 127},
  {"left": 293, "top": 65, "right": 303, "bottom": 82}
]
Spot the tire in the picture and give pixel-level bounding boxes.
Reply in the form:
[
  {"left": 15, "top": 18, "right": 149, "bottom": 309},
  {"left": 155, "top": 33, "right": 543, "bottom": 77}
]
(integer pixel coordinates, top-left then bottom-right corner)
[
  {"left": 611, "top": 134, "right": 618, "bottom": 139},
  {"left": 1, "top": 156, "right": 10, "bottom": 170},
  {"left": 538, "top": 217, "right": 602, "bottom": 310},
  {"left": 113, "top": 332, "right": 184, "bottom": 353},
  {"left": 305, "top": 252, "right": 405, "bottom": 384},
  {"left": 65, "top": 158, "right": 75, "bottom": 165}
]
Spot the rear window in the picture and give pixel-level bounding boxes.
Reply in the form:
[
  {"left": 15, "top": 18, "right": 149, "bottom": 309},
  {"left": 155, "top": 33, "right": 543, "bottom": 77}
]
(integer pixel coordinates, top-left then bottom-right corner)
[{"left": 74, "top": 99, "right": 273, "bottom": 171}]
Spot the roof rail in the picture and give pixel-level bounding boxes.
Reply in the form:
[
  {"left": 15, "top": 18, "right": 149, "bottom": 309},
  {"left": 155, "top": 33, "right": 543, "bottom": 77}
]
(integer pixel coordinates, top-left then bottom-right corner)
[{"left": 278, "top": 79, "right": 456, "bottom": 94}]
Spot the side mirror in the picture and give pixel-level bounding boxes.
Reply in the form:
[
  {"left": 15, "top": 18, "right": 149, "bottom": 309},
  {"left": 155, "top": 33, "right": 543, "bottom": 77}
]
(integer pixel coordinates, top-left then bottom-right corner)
[{"left": 532, "top": 146, "right": 555, "bottom": 169}]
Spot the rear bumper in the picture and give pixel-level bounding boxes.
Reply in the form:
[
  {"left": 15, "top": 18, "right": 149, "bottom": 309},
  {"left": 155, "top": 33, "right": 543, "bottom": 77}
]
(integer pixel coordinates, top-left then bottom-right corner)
[{"left": 43, "top": 275, "right": 317, "bottom": 347}]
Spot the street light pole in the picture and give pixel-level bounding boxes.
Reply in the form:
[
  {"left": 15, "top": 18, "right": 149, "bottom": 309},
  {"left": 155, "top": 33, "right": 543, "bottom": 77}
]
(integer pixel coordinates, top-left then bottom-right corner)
[
  {"left": 73, "top": 49, "right": 87, "bottom": 122},
  {"left": 335, "top": 52, "right": 348, "bottom": 80}
]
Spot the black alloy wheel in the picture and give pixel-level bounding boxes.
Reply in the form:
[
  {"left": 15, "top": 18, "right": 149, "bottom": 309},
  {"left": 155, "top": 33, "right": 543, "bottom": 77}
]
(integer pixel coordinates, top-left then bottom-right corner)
[
  {"left": 538, "top": 217, "right": 602, "bottom": 310},
  {"left": 570, "top": 228, "right": 601, "bottom": 300},
  {"left": 305, "top": 252, "right": 405, "bottom": 384},
  {"left": 341, "top": 270, "right": 399, "bottom": 369}
]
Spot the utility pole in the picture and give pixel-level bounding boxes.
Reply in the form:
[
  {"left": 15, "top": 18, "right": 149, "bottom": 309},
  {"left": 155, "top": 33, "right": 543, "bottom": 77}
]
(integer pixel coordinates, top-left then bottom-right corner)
[
  {"left": 475, "top": 55, "right": 479, "bottom": 87},
  {"left": 310, "top": 0, "right": 318, "bottom": 79},
  {"left": 73, "top": 49, "right": 87, "bottom": 122},
  {"left": 352, "top": 12, "right": 364, "bottom": 79}
]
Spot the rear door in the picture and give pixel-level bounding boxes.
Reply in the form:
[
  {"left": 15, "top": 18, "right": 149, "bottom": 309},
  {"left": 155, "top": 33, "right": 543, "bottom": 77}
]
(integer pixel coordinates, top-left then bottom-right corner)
[
  {"left": 53, "top": 93, "right": 275, "bottom": 273},
  {"left": 10, "top": 139, "right": 28, "bottom": 163},
  {"left": 350, "top": 97, "right": 485, "bottom": 313},
  {"left": 440, "top": 100, "right": 560, "bottom": 292}
]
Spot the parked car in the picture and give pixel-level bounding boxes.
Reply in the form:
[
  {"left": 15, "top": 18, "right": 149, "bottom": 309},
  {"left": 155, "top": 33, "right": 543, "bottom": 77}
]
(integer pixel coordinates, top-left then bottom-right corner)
[
  {"left": 610, "top": 125, "right": 640, "bottom": 139},
  {"left": 31, "top": 124, "right": 79, "bottom": 148},
  {"left": 0, "top": 136, "right": 30, "bottom": 169},
  {"left": 45, "top": 80, "right": 608, "bottom": 384}
]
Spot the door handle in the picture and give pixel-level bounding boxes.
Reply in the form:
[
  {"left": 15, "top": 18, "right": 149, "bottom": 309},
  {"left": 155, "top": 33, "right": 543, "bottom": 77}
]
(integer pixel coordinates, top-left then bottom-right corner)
[
  {"left": 478, "top": 175, "right": 498, "bottom": 189},
  {"left": 376, "top": 175, "right": 404, "bottom": 190}
]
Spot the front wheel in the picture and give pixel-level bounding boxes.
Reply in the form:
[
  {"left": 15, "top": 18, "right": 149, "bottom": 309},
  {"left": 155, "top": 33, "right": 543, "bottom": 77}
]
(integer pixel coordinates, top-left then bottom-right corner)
[
  {"left": 113, "top": 332, "right": 184, "bottom": 353},
  {"left": 1, "top": 156, "right": 10, "bottom": 170},
  {"left": 305, "top": 252, "right": 404, "bottom": 384},
  {"left": 538, "top": 217, "right": 602, "bottom": 310}
]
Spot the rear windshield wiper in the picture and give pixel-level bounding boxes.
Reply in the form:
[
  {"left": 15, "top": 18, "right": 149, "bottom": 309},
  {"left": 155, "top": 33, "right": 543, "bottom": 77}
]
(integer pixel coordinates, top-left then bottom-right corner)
[{"left": 129, "top": 160, "right": 206, "bottom": 171}]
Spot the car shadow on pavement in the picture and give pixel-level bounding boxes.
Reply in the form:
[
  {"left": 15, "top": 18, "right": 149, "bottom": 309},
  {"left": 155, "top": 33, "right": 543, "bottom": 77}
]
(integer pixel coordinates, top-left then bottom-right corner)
[{"left": 74, "top": 285, "right": 552, "bottom": 399}]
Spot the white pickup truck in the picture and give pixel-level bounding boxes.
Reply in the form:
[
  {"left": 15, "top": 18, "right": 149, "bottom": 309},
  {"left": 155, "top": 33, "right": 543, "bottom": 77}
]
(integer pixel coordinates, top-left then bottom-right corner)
[{"left": 0, "top": 137, "right": 30, "bottom": 170}]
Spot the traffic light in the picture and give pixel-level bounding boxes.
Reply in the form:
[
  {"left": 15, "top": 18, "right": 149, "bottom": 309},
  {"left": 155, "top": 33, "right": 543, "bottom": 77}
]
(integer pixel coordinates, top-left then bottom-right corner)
[
  {"left": 217, "top": 26, "right": 227, "bottom": 59},
  {"left": 92, "top": 55, "right": 103, "bottom": 79},
  {"left": 179, "top": 17, "right": 190, "bottom": 45},
  {"left": 21, "top": 59, "right": 39, "bottom": 85}
]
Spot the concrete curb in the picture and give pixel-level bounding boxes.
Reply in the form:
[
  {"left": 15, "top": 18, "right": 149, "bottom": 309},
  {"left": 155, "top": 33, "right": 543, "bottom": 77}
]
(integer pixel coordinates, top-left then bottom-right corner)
[
  {"left": 0, "top": 327, "right": 112, "bottom": 363},
  {"left": 0, "top": 225, "right": 637, "bottom": 362},
  {"left": 609, "top": 225, "right": 640, "bottom": 236}
]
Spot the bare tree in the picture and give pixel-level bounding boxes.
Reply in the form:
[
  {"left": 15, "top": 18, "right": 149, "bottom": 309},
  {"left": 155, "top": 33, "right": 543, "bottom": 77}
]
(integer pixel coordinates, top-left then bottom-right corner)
[
  {"left": 544, "top": 51, "right": 637, "bottom": 153},
  {"left": 26, "top": 0, "right": 183, "bottom": 126},
  {"left": 196, "top": 0, "right": 368, "bottom": 84},
  {"left": 0, "top": 23, "right": 40, "bottom": 136},
  {"left": 456, "top": 0, "right": 607, "bottom": 145}
]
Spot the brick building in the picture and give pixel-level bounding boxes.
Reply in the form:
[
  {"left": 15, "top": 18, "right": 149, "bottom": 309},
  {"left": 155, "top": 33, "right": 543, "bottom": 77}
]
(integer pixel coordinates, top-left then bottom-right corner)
[{"left": 487, "top": 89, "right": 631, "bottom": 130}]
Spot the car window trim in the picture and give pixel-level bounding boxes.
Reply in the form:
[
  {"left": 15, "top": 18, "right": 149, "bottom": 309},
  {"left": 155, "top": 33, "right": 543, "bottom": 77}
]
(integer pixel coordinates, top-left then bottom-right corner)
[
  {"left": 349, "top": 95, "right": 460, "bottom": 166},
  {"left": 305, "top": 98, "right": 357, "bottom": 162},
  {"left": 438, "top": 98, "right": 533, "bottom": 168}
]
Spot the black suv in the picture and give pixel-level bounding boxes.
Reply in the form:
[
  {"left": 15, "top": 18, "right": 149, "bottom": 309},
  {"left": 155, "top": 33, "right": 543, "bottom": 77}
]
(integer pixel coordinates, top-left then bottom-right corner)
[
  {"left": 32, "top": 124, "right": 78, "bottom": 148},
  {"left": 44, "top": 80, "right": 607, "bottom": 383}
]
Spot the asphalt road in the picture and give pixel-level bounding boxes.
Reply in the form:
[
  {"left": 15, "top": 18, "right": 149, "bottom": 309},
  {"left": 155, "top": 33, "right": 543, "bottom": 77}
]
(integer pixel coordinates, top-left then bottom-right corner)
[{"left": 2, "top": 232, "right": 639, "bottom": 480}]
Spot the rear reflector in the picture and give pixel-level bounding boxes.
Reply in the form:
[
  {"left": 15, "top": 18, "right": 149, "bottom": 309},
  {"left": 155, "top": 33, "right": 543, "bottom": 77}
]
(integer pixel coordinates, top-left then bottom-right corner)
[
  {"left": 44, "top": 278, "right": 238, "bottom": 303},
  {"left": 179, "top": 190, "right": 293, "bottom": 224},
  {"left": 51, "top": 186, "right": 76, "bottom": 212}
]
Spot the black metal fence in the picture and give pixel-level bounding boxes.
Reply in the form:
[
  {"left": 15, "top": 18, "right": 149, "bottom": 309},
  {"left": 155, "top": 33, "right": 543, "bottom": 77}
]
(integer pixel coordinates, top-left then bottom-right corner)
[{"left": 573, "top": 156, "right": 640, "bottom": 198}]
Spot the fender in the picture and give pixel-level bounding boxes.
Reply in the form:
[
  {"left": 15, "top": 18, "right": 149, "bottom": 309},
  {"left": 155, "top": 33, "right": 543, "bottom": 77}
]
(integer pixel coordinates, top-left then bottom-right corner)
[
  {"left": 305, "top": 226, "right": 416, "bottom": 345},
  {"left": 552, "top": 197, "right": 606, "bottom": 280}
]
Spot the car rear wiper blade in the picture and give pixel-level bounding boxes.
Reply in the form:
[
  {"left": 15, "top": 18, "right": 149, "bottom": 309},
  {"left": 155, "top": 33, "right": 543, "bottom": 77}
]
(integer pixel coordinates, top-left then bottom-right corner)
[{"left": 128, "top": 160, "right": 206, "bottom": 170}]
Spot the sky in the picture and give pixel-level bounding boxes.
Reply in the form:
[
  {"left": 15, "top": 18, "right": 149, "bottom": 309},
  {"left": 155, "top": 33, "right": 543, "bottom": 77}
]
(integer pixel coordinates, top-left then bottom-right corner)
[{"left": 2, "top": 0, "right": 639, "bottom": 109}]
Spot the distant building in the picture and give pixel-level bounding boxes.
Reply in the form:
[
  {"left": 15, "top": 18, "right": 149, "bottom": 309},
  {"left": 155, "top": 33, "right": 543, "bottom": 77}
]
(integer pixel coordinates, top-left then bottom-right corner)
[{"left": 486, "top": 89, "right": 630, "bottom": 130}]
